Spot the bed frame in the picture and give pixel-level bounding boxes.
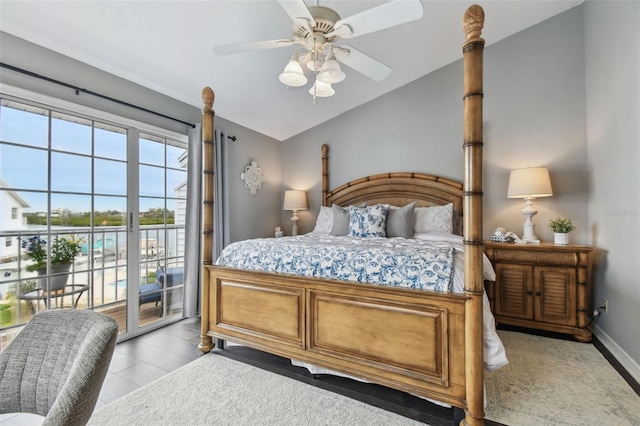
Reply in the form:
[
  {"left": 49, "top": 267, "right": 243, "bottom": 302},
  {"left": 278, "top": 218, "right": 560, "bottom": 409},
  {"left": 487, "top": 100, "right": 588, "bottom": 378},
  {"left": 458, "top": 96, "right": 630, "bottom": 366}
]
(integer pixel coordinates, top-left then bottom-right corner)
[{"left": 198, "top": 5, "right": 486, "bottom": 425}]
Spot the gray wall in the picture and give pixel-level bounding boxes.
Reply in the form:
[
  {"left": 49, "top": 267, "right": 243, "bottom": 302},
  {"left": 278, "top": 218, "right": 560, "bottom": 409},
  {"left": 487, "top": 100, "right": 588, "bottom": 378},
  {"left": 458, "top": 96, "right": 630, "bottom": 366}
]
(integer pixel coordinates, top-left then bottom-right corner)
[
  {"left": 282, "top": 7, "right": 589, "bottom": 246},
  {"left": 584, "top": 0, "right": 640, "bottom": 380},
  {"left": 281, "top": 4, "right": 640, "bottom": 377},
  {"left": 214, "top": 116, "right": 282, "bottom": 242},
  {"left": 0, "top": 32, "right": 282, "bottom": 243}
]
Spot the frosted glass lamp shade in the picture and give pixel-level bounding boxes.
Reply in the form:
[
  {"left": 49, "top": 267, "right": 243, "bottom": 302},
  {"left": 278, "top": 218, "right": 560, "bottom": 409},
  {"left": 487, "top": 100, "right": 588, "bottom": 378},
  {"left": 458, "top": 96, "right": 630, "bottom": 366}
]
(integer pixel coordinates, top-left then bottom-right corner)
[
  {"left": 305, "top": 53, "right": 321, "bottom": 72},
  {"left": 507, "top": 167, "right": 553, "bottom": 198},
  {"left": 279, "top": 59, "right": 307, "bottom": 87},
  {"left": 317, "top": 58, "right": 345, "bottom": 84},
  {"left": 309, "top": 80, "right": 335, "bottom": 97}
]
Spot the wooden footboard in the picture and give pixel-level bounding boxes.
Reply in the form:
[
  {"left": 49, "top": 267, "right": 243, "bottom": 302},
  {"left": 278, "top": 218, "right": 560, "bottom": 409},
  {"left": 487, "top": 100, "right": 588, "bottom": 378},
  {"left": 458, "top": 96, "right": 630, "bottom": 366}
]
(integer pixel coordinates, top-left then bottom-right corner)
[{"left": 202, "top": 266, "right": 469, "bottom": 407}]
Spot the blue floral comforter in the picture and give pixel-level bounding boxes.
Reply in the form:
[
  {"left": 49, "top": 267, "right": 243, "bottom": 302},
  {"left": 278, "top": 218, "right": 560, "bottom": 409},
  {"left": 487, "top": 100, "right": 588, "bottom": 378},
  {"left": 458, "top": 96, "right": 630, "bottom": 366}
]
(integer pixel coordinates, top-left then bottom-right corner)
[{"left": 216, "top": 235, "right": 454, "bottom": 292}]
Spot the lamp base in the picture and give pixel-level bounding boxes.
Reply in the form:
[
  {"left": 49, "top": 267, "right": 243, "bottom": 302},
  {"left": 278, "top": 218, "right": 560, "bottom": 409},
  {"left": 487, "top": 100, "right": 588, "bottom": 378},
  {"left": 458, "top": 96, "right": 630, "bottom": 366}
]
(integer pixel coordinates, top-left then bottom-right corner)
[
  {"left": 290, "top": 210, "right": 300, "bottom": 237},
  {"left": 521, "top": 199, "right": 541, "bottom": 244}
]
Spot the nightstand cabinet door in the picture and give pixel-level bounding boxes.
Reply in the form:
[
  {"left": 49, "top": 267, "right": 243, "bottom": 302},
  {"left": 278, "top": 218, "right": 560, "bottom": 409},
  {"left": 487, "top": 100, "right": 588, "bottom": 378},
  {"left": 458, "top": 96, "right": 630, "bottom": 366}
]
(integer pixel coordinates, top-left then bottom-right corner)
[
  {"left": 484, "top": 242, "right": 592, "bottom": 342},
  {"left": 495, "top": 263, "right": 533, "bottom": 320},
  {"left": 535, "top": 266, "right": 577, "bottom": 326}
]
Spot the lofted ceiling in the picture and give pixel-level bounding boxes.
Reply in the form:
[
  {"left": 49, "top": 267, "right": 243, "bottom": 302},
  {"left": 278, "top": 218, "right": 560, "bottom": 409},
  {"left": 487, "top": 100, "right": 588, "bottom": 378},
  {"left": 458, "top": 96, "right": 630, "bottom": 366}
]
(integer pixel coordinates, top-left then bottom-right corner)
[{"left": 0, "top": 1, "right": 582, "bottom": 141}]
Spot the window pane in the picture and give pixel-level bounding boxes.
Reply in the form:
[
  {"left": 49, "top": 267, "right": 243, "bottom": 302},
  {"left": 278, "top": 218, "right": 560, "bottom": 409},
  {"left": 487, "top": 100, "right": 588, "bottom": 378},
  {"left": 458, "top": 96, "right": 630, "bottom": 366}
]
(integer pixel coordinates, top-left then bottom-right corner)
[
  {"left": 166, "top": 142, "right": 186, "bottom": 169},
  {"left": 94, "top": 195, "right": 127, "bottom": 227},
  {"left": 166, "top": 198, "right": 178, "bottom": 225},
  {"left": 0, "top": 100, "right": 48, "bottom": 147},
  {"left": 166, "top": 169, "right": 187, "bottom": 199},
  {"left": 95, "top": 125, "right": 126, "bottom": 160},
  {"left": 51, "top": 152, "right": 91, "bottom": 193},
  {"left": 0, "top": 144, "right": 48, "bottom": 190},
  {"left": 139, "top": 197, "right": 166, "bottom": 225},
  {"left": 139, "top": 165, "right": 164, "bottom": 197},
  {"left": 95, "top": 158, "right": 126, "bottom": 195},
  {"left": 50, "top": 193, "right": 91, "bottom": 227},
  {"left": 51, "top": 112, "right": 91, "bottom": 154},
  {"left": 139, "top": 135, "right": 164, "bottom": 165}
]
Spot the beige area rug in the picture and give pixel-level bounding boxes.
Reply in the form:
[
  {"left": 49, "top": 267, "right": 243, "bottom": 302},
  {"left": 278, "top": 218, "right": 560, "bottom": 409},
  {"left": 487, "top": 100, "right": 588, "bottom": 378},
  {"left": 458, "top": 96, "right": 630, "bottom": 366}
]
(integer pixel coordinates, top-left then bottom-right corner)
[
  {"left": 88, "top": 330, "right": 639, "bottom": 426},
  {"left": 88, "top": 353, "right": 424, "bottom": 426},
  {"left": 485, "top": 330, "right": 640, "bottom": 426}
]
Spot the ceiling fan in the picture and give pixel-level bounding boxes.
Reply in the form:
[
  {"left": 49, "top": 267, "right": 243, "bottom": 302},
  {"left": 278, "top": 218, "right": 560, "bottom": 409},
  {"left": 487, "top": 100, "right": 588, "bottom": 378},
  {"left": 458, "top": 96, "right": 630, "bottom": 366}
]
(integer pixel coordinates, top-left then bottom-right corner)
[{"left": 213, "top": 0, "right": 424, "bottom": 99}]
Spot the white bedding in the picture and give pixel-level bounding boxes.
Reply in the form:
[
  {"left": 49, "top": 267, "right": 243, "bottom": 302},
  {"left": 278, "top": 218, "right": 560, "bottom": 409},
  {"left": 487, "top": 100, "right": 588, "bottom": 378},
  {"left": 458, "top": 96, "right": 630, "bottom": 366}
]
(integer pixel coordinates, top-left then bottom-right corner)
[
  {"left": 217, "top": 234, "right": 457, "bottom": 292},
  {"left": 219, "top": 232, "right": 508, "bottom": 382}
]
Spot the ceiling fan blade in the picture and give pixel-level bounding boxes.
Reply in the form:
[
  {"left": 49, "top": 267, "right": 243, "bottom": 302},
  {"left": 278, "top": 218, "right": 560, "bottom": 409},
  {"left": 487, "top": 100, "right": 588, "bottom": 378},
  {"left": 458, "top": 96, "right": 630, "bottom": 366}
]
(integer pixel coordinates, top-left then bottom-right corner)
[
  {"left": 213, "top": 39, "right": 294, "bottom": 55},
  {"left": 332, "top": 0, "right": 423, "bottom": 39},
  {"left": 333, "top": 45, "right": 392, "bottom": 82},
  {"left": 277, "top": 0, "right": 316, "bottom": 27}
]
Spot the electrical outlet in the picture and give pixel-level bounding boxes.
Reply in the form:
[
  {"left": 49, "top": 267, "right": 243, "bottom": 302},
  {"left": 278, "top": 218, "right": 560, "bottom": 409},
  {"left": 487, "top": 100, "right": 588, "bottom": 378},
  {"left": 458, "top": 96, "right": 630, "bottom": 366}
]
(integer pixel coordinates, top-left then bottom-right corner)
[{"left": 603, "top": 299, "right": 608, "bottom": 314}]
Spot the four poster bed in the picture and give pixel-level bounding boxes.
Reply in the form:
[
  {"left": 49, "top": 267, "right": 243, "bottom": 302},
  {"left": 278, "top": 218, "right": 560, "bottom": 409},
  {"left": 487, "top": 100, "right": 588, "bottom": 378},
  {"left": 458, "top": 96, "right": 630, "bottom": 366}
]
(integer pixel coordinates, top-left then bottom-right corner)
[{"left": 199, "top": 5, "right": 493, "bottom": 426}]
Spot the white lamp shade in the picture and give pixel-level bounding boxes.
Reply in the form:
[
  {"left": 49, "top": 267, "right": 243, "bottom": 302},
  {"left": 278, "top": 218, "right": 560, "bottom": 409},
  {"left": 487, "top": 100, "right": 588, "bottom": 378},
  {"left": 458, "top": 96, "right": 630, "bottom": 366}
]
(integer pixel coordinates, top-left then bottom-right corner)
[
  {"left": 283, "top": 190, "right": 307, "bottom": 211},
  {"left": 309, "top": 80, "right": 335, "bottom": 97},
  {"left": 279, "top": 59, "right": 307, "bottom": 87},
  {"left": 317, "top": 58, "right": 345, "bottom": 84},
  {"left": 507, "top": 167, "right": 553, "bottom": 198}
]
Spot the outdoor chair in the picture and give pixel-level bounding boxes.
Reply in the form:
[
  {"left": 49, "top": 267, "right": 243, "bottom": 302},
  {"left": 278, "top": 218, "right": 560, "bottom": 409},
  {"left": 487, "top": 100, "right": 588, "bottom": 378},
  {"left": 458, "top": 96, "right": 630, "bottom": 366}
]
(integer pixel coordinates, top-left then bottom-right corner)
[{"left": 0, "top": 309, "right": 118, "bottom": 426}]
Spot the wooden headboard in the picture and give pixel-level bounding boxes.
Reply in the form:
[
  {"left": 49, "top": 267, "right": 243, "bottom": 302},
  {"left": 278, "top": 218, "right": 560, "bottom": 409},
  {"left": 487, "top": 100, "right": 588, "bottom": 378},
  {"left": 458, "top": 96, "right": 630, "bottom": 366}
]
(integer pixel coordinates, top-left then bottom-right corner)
[{"left": 320, "top": 144, "right": 463, "bottom": 233}]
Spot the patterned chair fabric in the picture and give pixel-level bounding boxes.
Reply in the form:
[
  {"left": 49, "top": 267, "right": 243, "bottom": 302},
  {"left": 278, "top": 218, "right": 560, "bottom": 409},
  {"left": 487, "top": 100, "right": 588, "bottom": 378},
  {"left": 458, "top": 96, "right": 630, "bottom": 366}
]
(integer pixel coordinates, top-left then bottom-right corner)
[{"left": 0, "top": 309, "right": 118, "bottom": 426}]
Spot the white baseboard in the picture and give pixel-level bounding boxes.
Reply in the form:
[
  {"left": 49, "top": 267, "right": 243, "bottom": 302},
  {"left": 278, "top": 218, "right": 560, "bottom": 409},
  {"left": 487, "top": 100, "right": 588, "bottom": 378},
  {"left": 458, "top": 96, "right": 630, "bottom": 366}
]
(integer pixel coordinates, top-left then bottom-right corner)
[{"left": 592, "top": 324, "right": 640, "bottom": 383}]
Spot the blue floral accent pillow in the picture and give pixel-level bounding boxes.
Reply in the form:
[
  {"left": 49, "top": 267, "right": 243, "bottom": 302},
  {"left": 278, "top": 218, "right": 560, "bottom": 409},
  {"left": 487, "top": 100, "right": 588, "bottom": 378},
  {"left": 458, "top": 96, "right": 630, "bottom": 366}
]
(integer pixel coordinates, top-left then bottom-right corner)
[{"left": 348, "top": 204, "right": 389, "bottom": 238}]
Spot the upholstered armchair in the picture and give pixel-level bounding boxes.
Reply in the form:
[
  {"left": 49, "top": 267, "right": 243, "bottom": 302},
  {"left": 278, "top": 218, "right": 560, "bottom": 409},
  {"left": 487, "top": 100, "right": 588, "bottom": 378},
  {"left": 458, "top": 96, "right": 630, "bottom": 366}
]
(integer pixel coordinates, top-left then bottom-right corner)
[{"left": 0, "top": 309, "right": 118, "bottom": 426}]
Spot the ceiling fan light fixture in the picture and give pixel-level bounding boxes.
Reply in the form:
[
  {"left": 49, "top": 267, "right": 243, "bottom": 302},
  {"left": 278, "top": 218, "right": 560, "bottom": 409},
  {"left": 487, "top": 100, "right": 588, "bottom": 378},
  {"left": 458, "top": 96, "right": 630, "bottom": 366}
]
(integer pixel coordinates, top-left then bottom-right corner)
[
  {"left": 317, "top": 57, "right": 345, "bottom": 84},
  {"left": 279, "top": 58, "right": 308, "bottom": 87},
  {"left": 306, "top": 57, "right": 321, "bottom": 72},
  {"left": 309, "top": 80, "right": 335, "bottom": 97}
]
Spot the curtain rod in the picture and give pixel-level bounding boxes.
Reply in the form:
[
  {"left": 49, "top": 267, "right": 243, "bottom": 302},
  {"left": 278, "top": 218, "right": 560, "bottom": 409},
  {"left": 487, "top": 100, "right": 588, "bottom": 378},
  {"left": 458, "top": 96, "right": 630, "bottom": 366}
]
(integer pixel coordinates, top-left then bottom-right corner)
[{"left": 0, "top": 62, "right": 196, "bottom": 128}]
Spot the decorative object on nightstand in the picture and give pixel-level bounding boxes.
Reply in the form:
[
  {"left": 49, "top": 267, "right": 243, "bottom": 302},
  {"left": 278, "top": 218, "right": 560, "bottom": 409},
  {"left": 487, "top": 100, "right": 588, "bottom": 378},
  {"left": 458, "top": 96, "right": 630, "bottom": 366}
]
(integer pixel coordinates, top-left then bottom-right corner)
[
  {"left": 507, "top": 167, "right": 553, "bottom": 244},
  {"left": 283, "top": 190, "right": 307, "bottom": 236},
  {"left": 484, "top": 241, "right": 593, "bottom": 342},
  {"left": 240, "top": 160, "right": 266, "bottom": 195},
  {"left": 548, "top": 217, "right": 576, "bottom": 245}
]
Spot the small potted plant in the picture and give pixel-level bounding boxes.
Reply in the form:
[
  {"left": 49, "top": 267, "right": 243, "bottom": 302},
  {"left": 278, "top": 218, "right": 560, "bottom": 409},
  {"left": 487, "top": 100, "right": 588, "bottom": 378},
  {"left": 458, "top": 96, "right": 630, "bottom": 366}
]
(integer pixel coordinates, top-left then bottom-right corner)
[
  {"left": 21, "top": 235, "right": 83, "bottom": 291},
  {"left": 548, "top": 217, "right": 576, "bottom": 245}
]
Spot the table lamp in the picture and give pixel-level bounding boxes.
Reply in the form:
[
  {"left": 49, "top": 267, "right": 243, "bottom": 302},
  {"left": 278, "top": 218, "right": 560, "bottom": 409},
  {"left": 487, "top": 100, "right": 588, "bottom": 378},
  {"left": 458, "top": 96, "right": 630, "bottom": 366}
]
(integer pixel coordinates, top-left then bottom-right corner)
[
  {"left": 283, "top": 190, "right": 307, "bottom": 236},
  {"left": 507, "top": 167, "right": 553, "bottom": 244}
]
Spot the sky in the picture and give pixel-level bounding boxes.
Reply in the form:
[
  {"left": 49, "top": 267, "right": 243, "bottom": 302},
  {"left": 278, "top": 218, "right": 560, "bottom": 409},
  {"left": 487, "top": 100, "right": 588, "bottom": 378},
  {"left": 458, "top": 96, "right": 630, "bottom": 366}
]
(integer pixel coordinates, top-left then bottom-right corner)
[{"left": 0, "top": 103, "right": 187, "bottom": 216}]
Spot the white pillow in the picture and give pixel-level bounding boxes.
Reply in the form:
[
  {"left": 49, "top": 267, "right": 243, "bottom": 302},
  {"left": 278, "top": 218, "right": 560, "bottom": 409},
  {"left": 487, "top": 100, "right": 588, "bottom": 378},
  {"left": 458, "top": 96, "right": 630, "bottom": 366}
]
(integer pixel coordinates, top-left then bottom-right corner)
[
  {"left": 311, "top": 206, "right": 333, "bottom": 234},
  {"left": 413, "top": 203, "right": 453, "bottom": 234}
]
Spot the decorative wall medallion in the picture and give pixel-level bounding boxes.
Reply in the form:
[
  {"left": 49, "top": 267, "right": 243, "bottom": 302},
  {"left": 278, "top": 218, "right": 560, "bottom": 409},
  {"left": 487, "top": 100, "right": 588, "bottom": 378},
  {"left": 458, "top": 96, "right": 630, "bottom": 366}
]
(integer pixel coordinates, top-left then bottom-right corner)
[{"left": 240, "top": 160, "right": 266, "bottom": 195}]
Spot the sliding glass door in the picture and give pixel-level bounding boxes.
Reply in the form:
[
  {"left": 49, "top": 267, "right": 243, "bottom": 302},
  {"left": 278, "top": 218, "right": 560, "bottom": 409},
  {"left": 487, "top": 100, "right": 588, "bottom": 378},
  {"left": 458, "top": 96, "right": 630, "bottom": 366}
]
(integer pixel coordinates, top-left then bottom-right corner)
[
  {"left": 135, "top": 132, "right": 187, "bottom": 330},
  {"left": 0, "top": 96, "right": 187, "bottom": 344}
]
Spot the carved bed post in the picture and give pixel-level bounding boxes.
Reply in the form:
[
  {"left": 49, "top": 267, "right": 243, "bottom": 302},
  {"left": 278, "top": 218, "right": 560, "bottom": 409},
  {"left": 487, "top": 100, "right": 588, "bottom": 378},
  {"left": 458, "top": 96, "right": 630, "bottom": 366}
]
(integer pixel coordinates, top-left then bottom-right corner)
[
  {"left": 199, "top": 87, "right": 215, "bottom": 353},
  {"left": 321, "top": 144, "right": 329, "bottom": 206},
  {"left": 462, "top": 5, "right": 485, "bottom": 426}
]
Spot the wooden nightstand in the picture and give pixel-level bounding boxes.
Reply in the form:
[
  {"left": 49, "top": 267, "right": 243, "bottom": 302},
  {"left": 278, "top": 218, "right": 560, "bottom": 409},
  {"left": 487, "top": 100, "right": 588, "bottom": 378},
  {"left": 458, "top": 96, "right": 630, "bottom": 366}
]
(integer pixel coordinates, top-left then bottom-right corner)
[{"left": 484, "top": 241, "right": 593, "bottom": 342}]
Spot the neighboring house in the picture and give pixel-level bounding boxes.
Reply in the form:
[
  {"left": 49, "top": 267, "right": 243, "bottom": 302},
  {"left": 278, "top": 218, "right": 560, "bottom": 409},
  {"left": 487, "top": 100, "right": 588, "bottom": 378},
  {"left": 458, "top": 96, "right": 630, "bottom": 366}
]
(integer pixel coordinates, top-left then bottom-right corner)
[
  {"left": 174, "top": 181, "right": 187, "bottom": 259},
  {"left": 0, "top": 179, "right": 30, "bottom": 262}
]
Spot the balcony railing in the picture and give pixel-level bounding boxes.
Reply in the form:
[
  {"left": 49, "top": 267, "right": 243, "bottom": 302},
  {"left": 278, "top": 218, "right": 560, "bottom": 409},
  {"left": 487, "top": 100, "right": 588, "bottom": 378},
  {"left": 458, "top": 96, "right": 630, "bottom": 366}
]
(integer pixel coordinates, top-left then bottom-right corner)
[{"left": 0, "top": 225, "right": 185, "bottom": 346}]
